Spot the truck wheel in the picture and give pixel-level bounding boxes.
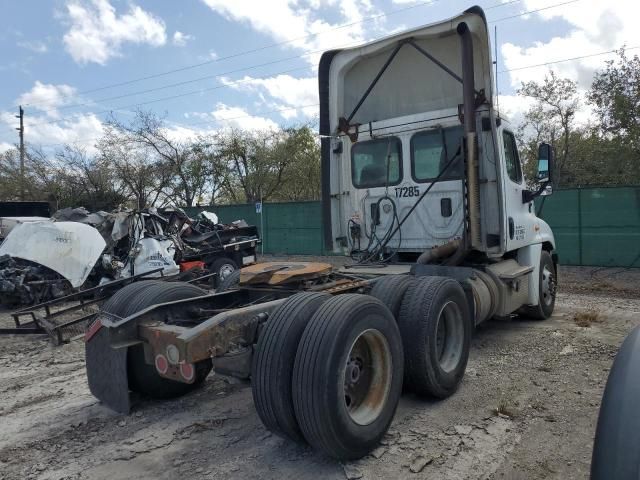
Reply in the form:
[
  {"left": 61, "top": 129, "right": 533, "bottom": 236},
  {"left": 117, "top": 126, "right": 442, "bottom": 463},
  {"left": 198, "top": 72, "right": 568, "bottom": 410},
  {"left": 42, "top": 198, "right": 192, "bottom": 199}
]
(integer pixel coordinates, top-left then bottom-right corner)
[
  {"left": 398, "top": 276, "right": 471, "bottom": 398},
  {"left": 209, "top": 257, "right": 238, "bottom": 288},
  {"left": 292, "top": 294, "right": 403, "bottom": 460},
  {"left": 101, "top": 281, "right": 213, "bottom": 399},
  {"left": 369, "top": 274, "right": 415, "bottom": 320},
  {"left": 216, "top": 269, "right": 240, "bottom": 292},
  {"left": 252, "top": 292, "right": 331, "bottom": 443},
  {"left": 521, "top": 250, "right": 556, "bottom": 320}
]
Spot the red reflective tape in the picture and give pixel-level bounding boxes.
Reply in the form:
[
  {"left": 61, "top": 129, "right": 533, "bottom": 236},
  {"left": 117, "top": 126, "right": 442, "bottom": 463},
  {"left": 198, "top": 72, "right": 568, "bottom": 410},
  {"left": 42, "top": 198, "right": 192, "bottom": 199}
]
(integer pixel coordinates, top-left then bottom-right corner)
[{"left": 84, "top": 319, "right": 102, "bottom": 342}]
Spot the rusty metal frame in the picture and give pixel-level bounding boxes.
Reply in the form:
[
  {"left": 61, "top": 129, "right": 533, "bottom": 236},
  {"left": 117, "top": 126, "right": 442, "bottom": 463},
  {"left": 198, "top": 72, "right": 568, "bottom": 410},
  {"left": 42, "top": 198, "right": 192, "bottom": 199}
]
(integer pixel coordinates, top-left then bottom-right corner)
[{"left": 96, "top": 276, "right": 372, "bottom": 383}]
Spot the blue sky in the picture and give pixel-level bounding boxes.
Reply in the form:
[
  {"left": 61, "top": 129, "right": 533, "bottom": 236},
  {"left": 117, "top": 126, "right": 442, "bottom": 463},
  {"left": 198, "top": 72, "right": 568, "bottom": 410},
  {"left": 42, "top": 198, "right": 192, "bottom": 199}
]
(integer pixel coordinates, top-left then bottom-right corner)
[{"left": 0, "top": 0, "right": 636, "bottom": 153}]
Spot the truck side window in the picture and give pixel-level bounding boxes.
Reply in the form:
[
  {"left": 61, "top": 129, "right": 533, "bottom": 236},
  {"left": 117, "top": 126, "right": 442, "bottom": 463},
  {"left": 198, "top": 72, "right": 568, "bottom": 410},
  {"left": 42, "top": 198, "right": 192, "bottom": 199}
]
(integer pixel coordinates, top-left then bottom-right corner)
[
  {"left": 411, "top": 126, "right": 464, "bottom": 183},
  {"left": 351, "top": 137, "right": 402, "bottom": 188},
  {"left": 502, "top": 131, "right": 523, "bottom": 184}
]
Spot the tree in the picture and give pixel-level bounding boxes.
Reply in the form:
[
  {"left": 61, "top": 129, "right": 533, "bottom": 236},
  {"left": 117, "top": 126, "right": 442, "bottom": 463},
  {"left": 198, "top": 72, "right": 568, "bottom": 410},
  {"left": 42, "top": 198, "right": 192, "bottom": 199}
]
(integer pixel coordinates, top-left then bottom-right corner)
[
  {"left": 517, "top": 71, "right": 579, "bottom": 187},
  {"left": 97, "top": 124, "right": 172, "bottom": 209},
  {"left": 214, "top": 125, "right": 320, "bottom": 203},
  {"left": 108, "top": 111, "right": 216, "bottom": 207},
  {"left": 0, "top": 148, "right": 24, "bottom": 200},
  {"left": 54, "top": 144, "right": 127, "bottom": 210},
  {"left": 589, "top": 48, "right": 640, "bottom": 155}
]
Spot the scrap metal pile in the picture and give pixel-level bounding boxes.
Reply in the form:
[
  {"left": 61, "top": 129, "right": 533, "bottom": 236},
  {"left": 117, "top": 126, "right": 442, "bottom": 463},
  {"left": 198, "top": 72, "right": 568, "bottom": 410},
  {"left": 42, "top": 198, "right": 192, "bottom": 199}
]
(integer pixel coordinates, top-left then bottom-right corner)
[{"left": 0, "top": 207, "right": 259, "bottom": 306}]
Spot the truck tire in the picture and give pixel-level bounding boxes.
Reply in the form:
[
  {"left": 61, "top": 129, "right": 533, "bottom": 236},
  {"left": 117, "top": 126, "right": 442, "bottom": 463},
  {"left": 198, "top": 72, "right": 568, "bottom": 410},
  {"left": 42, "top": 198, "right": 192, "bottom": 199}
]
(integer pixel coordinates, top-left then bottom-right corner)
[
  {"left": 216, "top": 269, "right": 240, "bottom": 292},
  {"left": 252, "top": 292, "right": 331, "bottom": 443},
  {"left": 292, "top": 294, "right": 404, "bottom": 460},
  {"left": 209, "top": 257, "right": 238, "bottom": 288},
  {"left": 521, "top": 250, "right": 556, "bottom": 320},
  {"left": 591, "top": 326, "right": 640, "bottom": 480},
  {"left": 398, "top": 276, "right": 471, "bottom": 398},
  {"left": 369, "top": 274, "right": 415, "bottom": 320},
  {"left": 101, "top": 281, "right": 213, "bottom": 399}
]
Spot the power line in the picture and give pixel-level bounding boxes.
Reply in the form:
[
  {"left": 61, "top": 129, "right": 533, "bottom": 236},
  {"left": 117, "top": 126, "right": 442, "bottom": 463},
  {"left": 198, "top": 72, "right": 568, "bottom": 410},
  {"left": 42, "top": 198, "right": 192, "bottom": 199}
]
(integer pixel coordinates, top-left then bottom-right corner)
[
  {"left": 28, "top": 65, "right": 313, "bottom": 128},
  {"left": 488, "top": 0, "right": 580, "bottom": 23},
  {"left": 21, "top": 0, "right": 444, "bottom": 109},
  {"left": 34, "top": 102, "right": 322, "bottom": 147},
  {"left": 497, "top": 46, "right": 640, "bottom": 74},
  {"left": 30, "top": 43, "right": 626, "bottom": 148},
  {"left": 25, "top": 0, "right": 576, "bottom": 129},
  {"left": 20, "top": 0, "right": 527, "bottom": 112}
]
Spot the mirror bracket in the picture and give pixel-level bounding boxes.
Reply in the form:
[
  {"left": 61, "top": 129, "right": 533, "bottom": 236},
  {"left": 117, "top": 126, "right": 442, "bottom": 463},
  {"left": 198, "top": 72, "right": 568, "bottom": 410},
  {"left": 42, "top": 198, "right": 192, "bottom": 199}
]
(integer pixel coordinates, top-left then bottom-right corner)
[{"left": 522, "top": 181, "right": 550, "bottom": 204}]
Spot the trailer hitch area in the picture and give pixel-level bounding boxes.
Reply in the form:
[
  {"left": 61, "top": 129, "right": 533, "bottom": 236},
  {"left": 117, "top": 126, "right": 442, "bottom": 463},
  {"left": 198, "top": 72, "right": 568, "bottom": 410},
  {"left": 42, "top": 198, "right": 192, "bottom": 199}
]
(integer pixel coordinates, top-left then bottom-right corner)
[
  {"left": 138, "top": 301, "right": 284, "bottom": 381},
  {"left": 84, "top": 293, "right": 229, "bottom": 414}
]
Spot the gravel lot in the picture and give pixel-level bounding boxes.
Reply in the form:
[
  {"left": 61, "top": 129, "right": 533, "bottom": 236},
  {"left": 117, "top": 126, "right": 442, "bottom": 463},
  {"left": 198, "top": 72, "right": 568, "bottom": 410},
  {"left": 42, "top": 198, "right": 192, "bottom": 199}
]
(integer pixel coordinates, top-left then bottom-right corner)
[{"left": 1, "top": 258, "right": 639, "bottom": 480}]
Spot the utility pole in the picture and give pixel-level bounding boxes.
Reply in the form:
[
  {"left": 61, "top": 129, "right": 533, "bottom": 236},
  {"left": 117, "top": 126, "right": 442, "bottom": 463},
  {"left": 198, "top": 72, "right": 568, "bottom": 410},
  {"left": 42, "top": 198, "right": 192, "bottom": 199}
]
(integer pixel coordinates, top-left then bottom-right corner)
[{"left": 16, "top": 106, "right": 25, "bottom": 200}]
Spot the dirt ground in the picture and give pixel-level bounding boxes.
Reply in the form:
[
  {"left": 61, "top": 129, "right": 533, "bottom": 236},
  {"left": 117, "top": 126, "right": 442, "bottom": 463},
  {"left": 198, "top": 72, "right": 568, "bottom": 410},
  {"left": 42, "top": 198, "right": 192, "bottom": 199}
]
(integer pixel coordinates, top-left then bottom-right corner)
[{"left": 1, "top": 259, "right": 639, "bottom": 480}]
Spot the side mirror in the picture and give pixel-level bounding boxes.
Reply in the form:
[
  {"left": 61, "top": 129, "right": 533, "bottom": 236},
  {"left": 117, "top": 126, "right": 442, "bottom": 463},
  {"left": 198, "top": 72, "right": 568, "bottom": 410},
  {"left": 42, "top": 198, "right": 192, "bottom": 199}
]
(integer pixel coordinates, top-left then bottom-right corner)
[
  {"left": 537, "top": 143, "right": 554, "bottom": 184},
  {"left": 523, "top": 143, "right": 554, "bottom": 203}
]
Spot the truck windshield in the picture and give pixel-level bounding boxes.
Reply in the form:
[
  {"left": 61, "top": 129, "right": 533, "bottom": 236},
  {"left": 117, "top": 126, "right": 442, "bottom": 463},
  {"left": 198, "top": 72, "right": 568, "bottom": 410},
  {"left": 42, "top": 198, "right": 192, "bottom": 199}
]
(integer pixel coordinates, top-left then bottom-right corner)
[
  {"left": 411, "top": 126, "right": 464, "bottom": 182},
  {"left": 351, "top": 137, "right": 402, "bottom": 188}
]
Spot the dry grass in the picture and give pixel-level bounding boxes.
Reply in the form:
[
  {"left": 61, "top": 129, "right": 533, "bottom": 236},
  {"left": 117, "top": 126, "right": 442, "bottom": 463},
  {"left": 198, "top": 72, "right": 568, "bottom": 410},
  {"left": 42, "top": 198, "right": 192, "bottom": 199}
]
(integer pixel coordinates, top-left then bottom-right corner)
[
  {"left": 573, "top": 310, "right": 602, "bottom": 328},
  {"left": 494, "top": 399, "right": 515, "bottom": 418}
]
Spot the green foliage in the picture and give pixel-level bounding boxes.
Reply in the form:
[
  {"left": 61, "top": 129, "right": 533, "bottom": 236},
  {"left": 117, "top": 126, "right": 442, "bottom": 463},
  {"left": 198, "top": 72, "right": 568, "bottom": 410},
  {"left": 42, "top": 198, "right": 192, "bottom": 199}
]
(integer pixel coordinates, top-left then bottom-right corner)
[
  {"left": 517, "top": 71, "right": 579, "bottom": 187},
  {"left": 589, "top": 48, "right": 640, "bottom": 154},
  {"left": 517, "top": 51, "right": 640, "bottom": 188},
  {"left": 213, "top": 125, "right": 320, "bottom": 204}
]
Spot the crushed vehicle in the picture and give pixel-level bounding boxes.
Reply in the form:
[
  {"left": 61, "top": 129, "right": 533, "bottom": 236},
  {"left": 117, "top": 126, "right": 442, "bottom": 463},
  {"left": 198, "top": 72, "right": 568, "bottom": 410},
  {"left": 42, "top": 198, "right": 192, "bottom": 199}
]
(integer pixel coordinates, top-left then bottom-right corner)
[
  {"left": 0, "top": 207, "right": 259, "bottom": 306},
  {"left": 85, "top": 6, "right": 558, "bottom": 461},
  {"left": 0, "top": 221, "right": 106, "bottom": 305}
]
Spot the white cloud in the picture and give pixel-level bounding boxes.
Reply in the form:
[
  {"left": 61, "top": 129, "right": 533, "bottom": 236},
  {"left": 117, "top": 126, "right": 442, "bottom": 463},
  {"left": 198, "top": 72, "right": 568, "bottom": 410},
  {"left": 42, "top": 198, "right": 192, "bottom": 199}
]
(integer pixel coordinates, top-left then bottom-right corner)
[
  {"left": 208, "top": 103, "right": 279, "bottom": 130},
  {"left": 17, "top": 40, "right": 48, "bottom": 53},
  {"left": 501, "top": 0, "right": 640, "bottom": 90},
  {"left": 0, "top": 82, "right": 104, "bottom": 153},
  {"left": 172, "top": 31, "right": 194, "bottom": 47},
  {"left": 0, "top": 109, "right": 104, "bottom": 153},
  {"left": 0, "top": 142, "right": 15, "bottom": 153},
  {"left": 201, "top": 0, "right": 378, "bottom": 66},
  {"left": 221, "top": 74, "right": 318, "bottom": 118},
  {"left": 62, "top": 0, "right": 167, "bottom": 65},
  {"left": 495, "top": 94, "right": 534, "bottom": 126},
  {"left": 17, "top": 81, "right": 77, "bottom": 118}
]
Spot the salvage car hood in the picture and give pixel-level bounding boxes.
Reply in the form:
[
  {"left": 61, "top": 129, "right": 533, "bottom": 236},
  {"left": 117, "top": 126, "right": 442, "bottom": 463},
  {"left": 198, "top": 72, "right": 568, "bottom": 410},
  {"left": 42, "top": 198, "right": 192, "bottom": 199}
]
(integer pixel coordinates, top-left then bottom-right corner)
[{"left": 0, "top": 221, "right": 106, "bottom": 288}]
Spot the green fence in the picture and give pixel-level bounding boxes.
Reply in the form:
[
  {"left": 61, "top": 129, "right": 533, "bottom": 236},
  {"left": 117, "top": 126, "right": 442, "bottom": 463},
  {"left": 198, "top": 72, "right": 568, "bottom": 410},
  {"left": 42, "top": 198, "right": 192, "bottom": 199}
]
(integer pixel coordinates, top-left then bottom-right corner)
[
  {"left": 537, "top": 186, "right": 640, "bottom": 267},
  {"left": 185, "top": 186, "right": 640, "bottom": 267},
  {"left": 185, "top": 201, "right": 324, "bottom": 255}
]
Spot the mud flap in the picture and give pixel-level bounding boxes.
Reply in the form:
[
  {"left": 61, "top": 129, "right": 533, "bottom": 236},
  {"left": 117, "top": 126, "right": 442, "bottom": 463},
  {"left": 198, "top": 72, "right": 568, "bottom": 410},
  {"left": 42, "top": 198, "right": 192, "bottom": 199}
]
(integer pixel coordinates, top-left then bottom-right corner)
[{"left": 85, "top": 326, "right": 130, "bottom": 414}]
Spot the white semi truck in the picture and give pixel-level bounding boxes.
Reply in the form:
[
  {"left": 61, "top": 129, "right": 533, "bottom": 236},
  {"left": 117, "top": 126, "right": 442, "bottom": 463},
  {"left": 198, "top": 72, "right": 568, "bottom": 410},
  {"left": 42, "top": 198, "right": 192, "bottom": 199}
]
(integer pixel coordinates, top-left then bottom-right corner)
[{"left": 85, "top": 6, "right": 557, "bottom": 461}]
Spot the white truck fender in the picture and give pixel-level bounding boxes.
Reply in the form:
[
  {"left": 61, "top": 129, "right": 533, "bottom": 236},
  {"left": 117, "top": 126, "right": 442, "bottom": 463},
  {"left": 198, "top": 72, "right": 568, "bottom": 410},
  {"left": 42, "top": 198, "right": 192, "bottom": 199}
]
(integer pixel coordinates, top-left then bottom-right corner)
[
  {"left": 534, "top": 218, "right": 556, "bottom": 250},
  {"left": 517, "top": 243, "right": 542, "bottom": 306}
]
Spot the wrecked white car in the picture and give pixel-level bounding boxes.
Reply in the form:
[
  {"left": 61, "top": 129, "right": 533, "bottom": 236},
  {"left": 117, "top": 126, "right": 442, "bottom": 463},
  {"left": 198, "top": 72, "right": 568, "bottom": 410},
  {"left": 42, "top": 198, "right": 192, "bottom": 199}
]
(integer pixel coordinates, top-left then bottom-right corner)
[
  {"left": 0, "top": 221, "right": 106, "bottom": 305},
  {"left": 0, "top": 207, "right": 259, "bottom": 306}
]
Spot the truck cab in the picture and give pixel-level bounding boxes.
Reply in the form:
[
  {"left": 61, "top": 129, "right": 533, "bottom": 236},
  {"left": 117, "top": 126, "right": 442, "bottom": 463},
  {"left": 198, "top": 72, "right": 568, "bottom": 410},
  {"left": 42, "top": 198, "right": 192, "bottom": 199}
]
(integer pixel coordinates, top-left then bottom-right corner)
[{"left": 319, "top": 5, "right": 556, "bottom": 320}]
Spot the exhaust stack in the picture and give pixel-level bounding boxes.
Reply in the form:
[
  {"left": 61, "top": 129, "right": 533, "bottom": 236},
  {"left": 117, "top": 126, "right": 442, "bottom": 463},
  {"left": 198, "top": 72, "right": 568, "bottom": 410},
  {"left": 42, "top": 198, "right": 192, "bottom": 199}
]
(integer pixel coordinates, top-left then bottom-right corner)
[{"left": 457, "top": 22, "right": 482, "bottom": 250}]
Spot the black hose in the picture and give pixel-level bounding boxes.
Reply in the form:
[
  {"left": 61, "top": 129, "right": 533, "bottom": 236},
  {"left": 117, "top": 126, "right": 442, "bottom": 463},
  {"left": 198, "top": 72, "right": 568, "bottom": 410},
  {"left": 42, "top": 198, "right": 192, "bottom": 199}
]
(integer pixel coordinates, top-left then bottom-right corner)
[
  {"left": 346, "top": 142, "right": 462, "bottom": 266},
  {"left": 372, "top": 146, "right": 462, "bottom": 255}
]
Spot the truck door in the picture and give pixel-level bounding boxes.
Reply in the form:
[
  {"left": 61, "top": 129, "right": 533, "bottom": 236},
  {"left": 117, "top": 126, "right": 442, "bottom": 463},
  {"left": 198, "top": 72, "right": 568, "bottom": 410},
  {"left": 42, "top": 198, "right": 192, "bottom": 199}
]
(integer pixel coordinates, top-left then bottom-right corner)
[{"left": 501, "top": 128, "right": 534, "bottom": 251}]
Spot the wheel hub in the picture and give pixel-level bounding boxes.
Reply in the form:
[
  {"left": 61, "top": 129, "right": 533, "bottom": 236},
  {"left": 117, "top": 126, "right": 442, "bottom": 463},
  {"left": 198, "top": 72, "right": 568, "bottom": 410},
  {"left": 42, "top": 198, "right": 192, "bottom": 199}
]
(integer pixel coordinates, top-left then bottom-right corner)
[
  {"left": 434, "top": 301, "right": 464, "bottom": 373},
  {"left": 342, "top": 329, "right": 392, "bottom": 426},
  {"left": 219, "top": 264, "right": 235, "bottom": 281},
  {"left": 346, "top": 359, "right": 362, "bottom": 384},
  {"left": 541, "top": 266, "right": 556, "bottom": 306}
]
